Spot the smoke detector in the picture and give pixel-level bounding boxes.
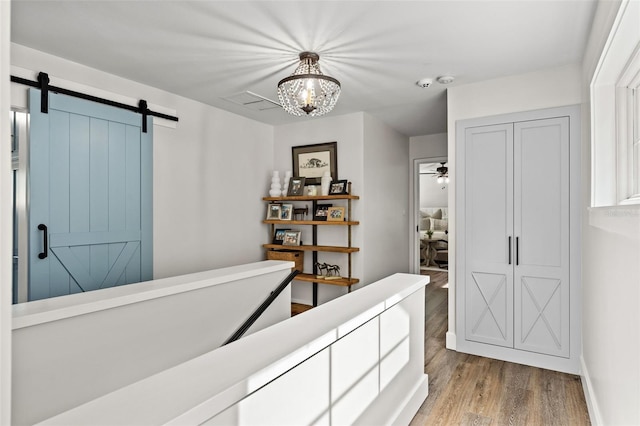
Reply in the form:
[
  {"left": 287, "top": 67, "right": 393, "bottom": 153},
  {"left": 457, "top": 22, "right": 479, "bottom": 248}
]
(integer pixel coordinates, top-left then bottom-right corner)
[
  {"left": 416, "top": 78, "right": 433, "bottom": 88},
  {"left": 436, "top": 75, "right": 455, "bottom": 84}
]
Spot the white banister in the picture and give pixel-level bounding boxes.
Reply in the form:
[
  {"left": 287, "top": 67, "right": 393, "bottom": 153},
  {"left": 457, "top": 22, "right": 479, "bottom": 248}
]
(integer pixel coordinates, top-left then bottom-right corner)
[
  {"left": 39, "top": 273, "right": 429, "bottom": 426},
  {"left": 12, "top": 261, "right": 294, "bottom": 426}
]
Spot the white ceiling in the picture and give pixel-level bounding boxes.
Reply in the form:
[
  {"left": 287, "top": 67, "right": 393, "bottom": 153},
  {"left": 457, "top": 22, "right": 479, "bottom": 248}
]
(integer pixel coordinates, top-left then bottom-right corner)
[{"left": 10, "top": 1, "right": 597, "bottom": 137}]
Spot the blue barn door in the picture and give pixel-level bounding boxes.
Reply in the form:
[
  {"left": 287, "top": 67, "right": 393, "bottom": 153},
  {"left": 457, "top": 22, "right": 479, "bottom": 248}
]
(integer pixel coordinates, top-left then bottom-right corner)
[{"left": 28, "top": 89, "right": 152, "bottom": 301}]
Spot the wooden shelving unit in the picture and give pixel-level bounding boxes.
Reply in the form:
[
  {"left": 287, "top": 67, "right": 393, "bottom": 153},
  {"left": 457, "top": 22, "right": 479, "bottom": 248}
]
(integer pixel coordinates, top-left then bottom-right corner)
[{"left": 262, "top": 192, "right": 359, "bottom": 308}]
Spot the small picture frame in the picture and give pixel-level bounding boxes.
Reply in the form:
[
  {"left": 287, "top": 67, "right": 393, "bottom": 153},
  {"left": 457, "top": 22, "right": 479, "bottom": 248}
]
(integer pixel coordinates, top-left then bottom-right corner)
[
  {"left": 280, "top": 203, "right": 293, "bottom": 220},
  {"left": 313, "top": 204, "right": 332, "bottom": 221},
  {"left": 282, "top": 230, "right": 302, "bottom": 246},
  {"left": 266, "top": 203, "right": 281, "bottom": 220},
  {"left": 287, "top": 177, "right": 306, "bottom": 196},
  {"left": 327, "top": 206, "right": 346, "bottom": 222},
  {"left": 272, "top": 228, "right": 290, "bottom": 244},
  {"left": 328, "top": 179, "right": 348, "bottom": 195}
]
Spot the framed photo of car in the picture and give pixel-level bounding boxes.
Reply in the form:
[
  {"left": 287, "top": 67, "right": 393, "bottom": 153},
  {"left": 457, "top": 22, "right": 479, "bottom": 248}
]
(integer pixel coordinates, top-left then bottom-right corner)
[{"left": 292, "top": 142, "right": 337, "bottom": 185}]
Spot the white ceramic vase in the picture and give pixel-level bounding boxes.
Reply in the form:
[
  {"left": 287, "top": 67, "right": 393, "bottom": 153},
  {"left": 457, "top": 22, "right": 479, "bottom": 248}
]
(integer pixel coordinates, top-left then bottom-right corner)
[
  {"left": 320, "top": 171, "right": 332, "bottom": 196},
  {"left": 269, "top": 171, "right": 282, "bottom": 197}
]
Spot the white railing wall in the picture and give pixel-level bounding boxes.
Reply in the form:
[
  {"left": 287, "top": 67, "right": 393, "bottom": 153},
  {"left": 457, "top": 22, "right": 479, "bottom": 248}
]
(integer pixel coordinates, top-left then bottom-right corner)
[
  {"left": 40, "top": 273, "right": 429, "bottom": 426},
  {"left": 12, "top": 261, "right": 293, "bottom": 426}
]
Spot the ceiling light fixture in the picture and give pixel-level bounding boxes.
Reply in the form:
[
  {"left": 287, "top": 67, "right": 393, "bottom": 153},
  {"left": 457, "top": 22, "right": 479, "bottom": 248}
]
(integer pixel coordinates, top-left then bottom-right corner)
[
  {"left": 277, "top": 52, "right": 341, "bottom": 117},
  {"left": 436, "top": 75, "right": 455, "bottom": 84}
]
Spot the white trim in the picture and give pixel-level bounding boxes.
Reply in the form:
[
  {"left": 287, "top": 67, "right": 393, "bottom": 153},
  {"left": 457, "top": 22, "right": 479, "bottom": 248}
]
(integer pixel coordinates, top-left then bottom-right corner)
[
  {"left": 581, "top": 355, "right": 603, "bottom": 426},
  {"left": 0, "top": 1, "right": 12, "bottom": 423},
  {"left": 446, "top": 331, "right": 457, "bottom": 350},
  {"left": 12, "top": 261, "right": 293, "bottom": 330},
  {"left": 410, "top": 156, "right": 447, "bottom": 274}
]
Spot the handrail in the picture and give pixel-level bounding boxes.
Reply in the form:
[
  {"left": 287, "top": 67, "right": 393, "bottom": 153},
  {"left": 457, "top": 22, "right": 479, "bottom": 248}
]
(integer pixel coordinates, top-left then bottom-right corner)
[{"left": 223, "top": 269, "right": 299, "bottom": 345}]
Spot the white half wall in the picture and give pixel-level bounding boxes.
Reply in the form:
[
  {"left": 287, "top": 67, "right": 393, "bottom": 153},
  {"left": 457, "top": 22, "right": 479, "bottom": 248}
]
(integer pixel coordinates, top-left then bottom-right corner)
[
  {"left": 447, "top": 64, "right": 583, "bottom": 350},
  {"left": 580, "top": 1, "right": 640, "bottom": 424},
  {"left": 10, "top": 43, "right": 274, "bottom": 280},
  {"left": 12, "top": 261, "right": 293, "bottom": 425}
]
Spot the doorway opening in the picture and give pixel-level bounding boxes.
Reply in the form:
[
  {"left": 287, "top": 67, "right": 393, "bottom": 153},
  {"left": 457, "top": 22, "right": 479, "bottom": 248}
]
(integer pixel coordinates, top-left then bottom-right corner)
[{"left": 412, "top": 157, "right": 449, "bottom": 275}]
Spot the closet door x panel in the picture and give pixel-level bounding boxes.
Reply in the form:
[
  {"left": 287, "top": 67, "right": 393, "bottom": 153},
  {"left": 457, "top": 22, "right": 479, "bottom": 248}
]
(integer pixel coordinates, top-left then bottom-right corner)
[
  {"left": 513, "top": 118, "right": 570, "bottom": 357},
  {"left": 464, "top": 124, "right": 514, "bottom": 348}
]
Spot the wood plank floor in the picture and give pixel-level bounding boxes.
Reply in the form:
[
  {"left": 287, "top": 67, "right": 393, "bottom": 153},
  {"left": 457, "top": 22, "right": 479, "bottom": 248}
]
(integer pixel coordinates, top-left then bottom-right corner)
[{"left": 410, "top": 270, "right": 591, "bottom": 425}]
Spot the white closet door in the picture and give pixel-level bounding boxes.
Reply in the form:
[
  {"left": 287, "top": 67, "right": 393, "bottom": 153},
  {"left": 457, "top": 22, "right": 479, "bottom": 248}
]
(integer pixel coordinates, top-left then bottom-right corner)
[
  {"left": 464, "top": 124, "right": 514, "bottom": 348},
  {"left": 513, "top": 118, "right": 570, "bottom": 357}
]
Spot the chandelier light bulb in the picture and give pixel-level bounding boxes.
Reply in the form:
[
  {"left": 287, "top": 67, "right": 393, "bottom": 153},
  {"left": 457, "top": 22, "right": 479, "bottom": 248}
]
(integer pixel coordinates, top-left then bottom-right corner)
[
  {"left": 445, "top": 177, "right": 450, "bottom": 184},
  {"left": 277, "top": 52, "right": 341, "bottom": 117},
  {"left": 437, "top": 176, "right": 444, "bottom": 184}
]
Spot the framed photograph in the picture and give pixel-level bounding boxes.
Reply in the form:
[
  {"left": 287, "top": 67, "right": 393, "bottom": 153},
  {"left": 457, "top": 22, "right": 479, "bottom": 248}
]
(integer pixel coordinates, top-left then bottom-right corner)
[
  {"left": 328, "top": 179, "right": 348, "bottom": 195},
  {"left": 292, "top": 142, "right": 338, "bottom": 185},
  {"left": 327, "top": 206, "right": 346, "bottom": 222},
  {"left": 287, "top": 177, "right": 306, "bottom": 196},
  {"left": 272, "top": 228, "right": 290, "bottom": 244},
  {"left": 282, "top": 230, "right": 302, "bottom": 246},
  {"left": 313, "top": 204, "right": 332, "bottom": 221},
  {"left": 280, "top": 203, "right": 293, "bottom": 220},
  {"left": 266, "top": 203, "right": 281, "bottom": 220}
]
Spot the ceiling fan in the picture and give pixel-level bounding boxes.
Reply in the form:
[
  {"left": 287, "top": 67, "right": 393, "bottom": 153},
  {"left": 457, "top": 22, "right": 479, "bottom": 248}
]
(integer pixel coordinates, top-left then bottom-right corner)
[{"left": 421, "top": 162, "right": 449, "bottom": 184}]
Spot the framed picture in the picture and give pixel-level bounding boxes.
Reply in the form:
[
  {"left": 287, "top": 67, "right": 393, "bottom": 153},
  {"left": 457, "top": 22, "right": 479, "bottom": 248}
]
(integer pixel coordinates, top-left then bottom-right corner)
[
  {"left": 287, "top": 177, "right": 306, "bottom": 196},
  {"left": 328, "top": 179, "right": 348, "bottom": 195},
  {"left": 282, "top": 230, "right": 302, "bottom": 246},
  {"left": 292, "top": 142, "right": 338, "bottom": 185},
  {"left": 313, "top": 204, "right": 332, "bottom": 221},
  {"left": 266, "top": 203, "right": 281, "bottom": 220},
  {"left": 327, "top": 206, "right": 346, "bottom": 222},
  {"left": 272, "top": 228, "right": 290, "bottom": 244},
  {"left": 280, "top": 203, "right": 293, "bottom": 220}
]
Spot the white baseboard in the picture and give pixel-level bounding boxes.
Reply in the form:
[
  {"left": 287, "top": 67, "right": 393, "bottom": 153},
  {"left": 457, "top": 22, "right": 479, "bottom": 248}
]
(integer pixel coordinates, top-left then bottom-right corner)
[
  {"left": 389, "top": 374, "right": 429, "bottom": 425},
  {"left": 446, "top": 331, "right": 457, "bottom": 350},
  {"left": 581, "top": 355, "right": 602, "bottom": 426}
]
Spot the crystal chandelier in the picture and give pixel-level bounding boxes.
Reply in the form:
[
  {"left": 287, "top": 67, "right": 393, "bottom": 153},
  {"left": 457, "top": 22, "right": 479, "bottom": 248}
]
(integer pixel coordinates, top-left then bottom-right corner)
[{"left": 277, "top": 52, "right": 341, "bottom": 117}]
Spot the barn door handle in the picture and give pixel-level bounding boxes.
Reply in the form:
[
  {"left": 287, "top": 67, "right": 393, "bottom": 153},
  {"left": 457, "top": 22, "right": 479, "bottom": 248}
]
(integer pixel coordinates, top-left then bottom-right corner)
[{"left": 37, "top": 224, "right": 48, "bottom": 259}]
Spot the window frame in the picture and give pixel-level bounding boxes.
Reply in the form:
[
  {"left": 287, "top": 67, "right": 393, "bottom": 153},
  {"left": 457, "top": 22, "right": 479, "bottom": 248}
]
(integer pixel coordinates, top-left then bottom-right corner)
[{"left": 590, "top": 0, "right": 640, "bottom": 207}]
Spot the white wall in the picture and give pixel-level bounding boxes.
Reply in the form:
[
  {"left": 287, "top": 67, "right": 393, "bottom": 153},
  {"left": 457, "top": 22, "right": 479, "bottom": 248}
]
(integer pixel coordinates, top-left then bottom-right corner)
[
  {"left": 580, "top": 1, "right": 640, "bottom": 424},
  {"left": 274, "top": 113, "right": 364, "bottom": 305},
  {"left": 419, "top": 172, "right": 448, "bottom": 208},
  {"left": 10, "top": 44, "right": 274, "bottom": 280},
  {"left": 0, "top": 2, "right": 12, "bottom": 424},
  {"left": 409, "top": 132, "right": 447, "bottom": 160},
  {"left": 362, "top": 113, "right": 410, "bottom": 283},
  {"left": 446, "top": 63, "right": 582, "bottom": 350},
  {"left": 273, "top": 112, "right": 410, "bottom": 305}
]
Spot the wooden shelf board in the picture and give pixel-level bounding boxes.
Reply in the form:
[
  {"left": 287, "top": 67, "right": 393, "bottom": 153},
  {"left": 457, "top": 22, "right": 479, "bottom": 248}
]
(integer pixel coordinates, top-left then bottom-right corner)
[
  {"left": 263, "top": 220, "right": 359, "bottom": 226},
  {"left": 263, "top": 194, "right": 359, "bottom": 201},
  {"left": 263, "top": 244, "right": 359, "bottom": 253},
  {"left": 294, "top": 273, "right": 359, "bottom": 287},
  {"left": 291, "top": 303, "right": 313, "bottom": 316}
]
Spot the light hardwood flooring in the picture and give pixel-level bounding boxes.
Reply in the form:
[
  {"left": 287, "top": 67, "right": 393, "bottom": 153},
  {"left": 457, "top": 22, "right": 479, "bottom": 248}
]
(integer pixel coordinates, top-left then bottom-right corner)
[{"left": 410, "top": 270, "right": 591, "bottom": 425}]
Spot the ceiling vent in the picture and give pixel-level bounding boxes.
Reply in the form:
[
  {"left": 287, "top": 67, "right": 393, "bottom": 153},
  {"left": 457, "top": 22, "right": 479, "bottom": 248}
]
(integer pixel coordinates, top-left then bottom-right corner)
[{"left": 222, "top": 91, "right": 281, "bottom": 111}]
